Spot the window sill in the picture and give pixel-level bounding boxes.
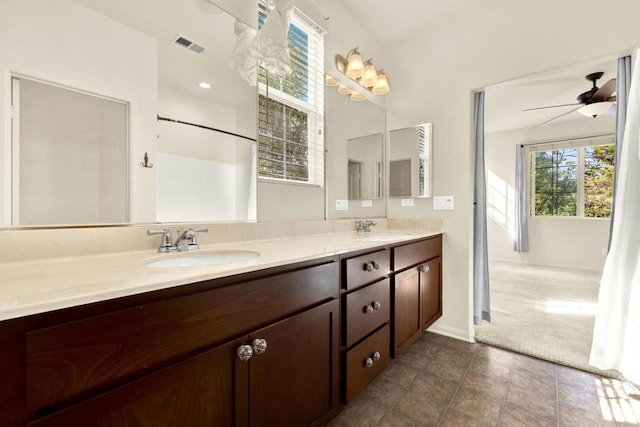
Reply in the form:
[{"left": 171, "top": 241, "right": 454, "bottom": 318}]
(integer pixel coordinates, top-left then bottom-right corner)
[{"left": 258, "top": 177, "right": 323, "bottom": 188}]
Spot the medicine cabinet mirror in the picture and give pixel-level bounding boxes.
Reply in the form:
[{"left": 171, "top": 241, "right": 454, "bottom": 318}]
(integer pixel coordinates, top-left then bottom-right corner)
[
  {"left": 389, "top": 123, "right": 433, "bottom": 198},
  {"left": 347, "top": 133, "right": 383, "bottom": 200}
]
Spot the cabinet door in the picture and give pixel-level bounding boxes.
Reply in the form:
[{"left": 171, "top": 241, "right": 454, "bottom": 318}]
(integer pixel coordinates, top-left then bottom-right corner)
[
  {"left": 393, "top": 267, "right": 422, "bottom": 357},
  {"left": 421, "top": 257, "right": 442, "bottom": 330},
  {"left": 248, "top": 300, "right": 339, "bottom": 427},
  {"left": 29, "top": 337, "right": 248, "bottom": 427}
]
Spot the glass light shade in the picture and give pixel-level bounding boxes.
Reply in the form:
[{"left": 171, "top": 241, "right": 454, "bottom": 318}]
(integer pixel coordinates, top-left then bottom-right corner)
[
  {"left": 350, "top": 92, "right": 366, "bottom": 102},
  {"left": 372, "top": 72, "right": 390, "bottom": 95},
  {"left": 345, "top": 51, "right": 364, "bottom": 79},
  {"left": 337, "top": 84, "right": 352, "bottom": 95},
  {"left": 359, "top": 63, "right": 378, "bottom": 87},
  {"left": 578, "top": 102, "right": 613, "bottom": 117},
  {"left": 325, "top": 74, "right": 339, "bottom": 87}
]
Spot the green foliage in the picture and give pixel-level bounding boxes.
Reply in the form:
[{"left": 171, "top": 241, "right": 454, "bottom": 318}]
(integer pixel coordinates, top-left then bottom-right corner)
[
  {"left": 584, "top": 145, "right": 615, "bottom": 217},
  {"left": 533, "top": 144, "right": 615, "bottom": 218}
]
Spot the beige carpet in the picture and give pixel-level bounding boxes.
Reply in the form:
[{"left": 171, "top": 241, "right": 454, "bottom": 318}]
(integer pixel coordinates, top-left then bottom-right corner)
[{"left": 475, "top": 260, "right": 621, "bottom": 379}]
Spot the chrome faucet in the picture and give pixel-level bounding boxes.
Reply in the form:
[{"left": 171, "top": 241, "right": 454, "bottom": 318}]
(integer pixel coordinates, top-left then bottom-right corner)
[
  {"left": 355, "top": 220, "right": 377, "bottom": 233},
  {"left": 147, "top": 228, "right": 208, "bottom": 252},
  {"left": 174, "top": 228, "right": 208, "bottom": 251}
]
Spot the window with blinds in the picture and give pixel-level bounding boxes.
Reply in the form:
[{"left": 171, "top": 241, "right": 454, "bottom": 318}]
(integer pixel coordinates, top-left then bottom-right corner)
[{"left": 257, "top": 2, "right": 325, "bottom": 185}]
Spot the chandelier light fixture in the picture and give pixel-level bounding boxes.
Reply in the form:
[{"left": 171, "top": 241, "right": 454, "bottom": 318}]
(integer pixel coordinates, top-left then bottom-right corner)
[{"left": 330, "top": 47, "right": 390, "bottom": 101}]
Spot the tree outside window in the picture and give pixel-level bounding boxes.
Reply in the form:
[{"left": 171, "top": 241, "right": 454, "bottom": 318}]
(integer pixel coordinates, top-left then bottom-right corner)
[{"left": 531, "top": 142, "right": 615, "bottom": 218}]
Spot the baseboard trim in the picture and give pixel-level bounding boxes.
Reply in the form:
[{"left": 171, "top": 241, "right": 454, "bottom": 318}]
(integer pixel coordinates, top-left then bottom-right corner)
[{"left": 427, "top": 323, "right": 473, "bottom": 343}]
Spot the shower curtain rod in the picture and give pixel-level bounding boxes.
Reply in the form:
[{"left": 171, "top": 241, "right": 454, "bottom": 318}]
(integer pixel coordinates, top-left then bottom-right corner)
[
  {"left": 520, "top": 132, "right": 614, "bottom": 148},
  {"left": 157, "top": 115, "right": 257, "bottom": 142}
]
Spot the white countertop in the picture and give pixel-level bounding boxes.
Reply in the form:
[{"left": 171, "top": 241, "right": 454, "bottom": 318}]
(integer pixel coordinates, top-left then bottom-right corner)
[{"left": 0, "top": 230, "right": 441, "bottom": 322}]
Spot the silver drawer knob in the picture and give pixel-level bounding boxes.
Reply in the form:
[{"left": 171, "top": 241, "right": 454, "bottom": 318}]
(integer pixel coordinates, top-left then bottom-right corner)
[
  {"left": 365, "top": 357, "right": 374, "bottom": 368},
  {"left": 252, "top": 338, "right": 268, "bottom": 355},
  {"left": 363, "top": 262, "right": 373, "bottom": 272},
  {"left": 372, "top": 261, "right": 380, "bottom": 270},
  {"left": 372, "top": 351, "right": 381, "bottom": 361},
  {"left": 364, "top": 305, "right": 374, "bottom": 314},
  {"left": 419, "top": 265, "right": 430, "bottom": 273},
  {"left": 237, "top": 345, "right": 253, "bottom": 362},
  {"left": 372, "top": 301, "right": 381, "bottom": 310}
]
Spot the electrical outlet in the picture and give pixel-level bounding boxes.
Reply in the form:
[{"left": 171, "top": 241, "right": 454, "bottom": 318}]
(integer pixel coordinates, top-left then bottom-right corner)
[{"left": 401, "top": 198, "right": 414, "bottom": 207}]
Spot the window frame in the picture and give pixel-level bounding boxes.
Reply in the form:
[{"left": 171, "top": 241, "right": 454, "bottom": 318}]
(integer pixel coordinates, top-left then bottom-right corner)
[
  {"left": 257, "top": 5, "right": 325, "bottom": 187},
  {"left": 529, "top": 135, "right": 615, "bottom": 219}
]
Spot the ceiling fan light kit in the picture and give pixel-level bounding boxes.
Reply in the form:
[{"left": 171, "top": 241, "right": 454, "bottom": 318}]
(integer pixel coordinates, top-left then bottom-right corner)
[{"left": 523, "top": 71, "right": 617, "bottom": 126}]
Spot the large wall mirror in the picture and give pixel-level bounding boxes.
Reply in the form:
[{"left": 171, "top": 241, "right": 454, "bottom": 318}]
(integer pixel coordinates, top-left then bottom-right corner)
[
  {"left": 325, "top": 81, "right": 386, "bottom": 219},
  {"left": 389, "top": 123, "right": 433, "bottom": 198},
  {"left": 0, "top": 0, "right": 257, "bottom": 227}
]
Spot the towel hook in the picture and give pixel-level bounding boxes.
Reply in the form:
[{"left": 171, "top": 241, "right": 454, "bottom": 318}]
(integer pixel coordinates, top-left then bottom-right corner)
[{"left": 141, "top": 152, "right": 154, "bottom": 168}]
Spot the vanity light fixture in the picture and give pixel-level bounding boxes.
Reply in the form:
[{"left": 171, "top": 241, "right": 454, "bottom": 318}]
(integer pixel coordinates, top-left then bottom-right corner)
[{"left": 334, "top": 47, "right": 391, "bottom": 99}]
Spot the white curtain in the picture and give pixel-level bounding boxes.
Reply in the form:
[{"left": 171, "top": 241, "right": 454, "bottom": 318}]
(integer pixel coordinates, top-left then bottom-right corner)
[
  {"left": 473, "top": 91, "right": 491, "bottom": 325},
  {"left": 513, "top": 144, "right": 529, "bottom": 252},
  {"left": 589, "top": 54, "right": 640, "bottom": 385}
]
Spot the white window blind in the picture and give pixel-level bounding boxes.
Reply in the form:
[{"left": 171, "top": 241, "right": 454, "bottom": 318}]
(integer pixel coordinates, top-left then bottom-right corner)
[{"left": 257, "top": 2, "right": 325, "bottom": 185}]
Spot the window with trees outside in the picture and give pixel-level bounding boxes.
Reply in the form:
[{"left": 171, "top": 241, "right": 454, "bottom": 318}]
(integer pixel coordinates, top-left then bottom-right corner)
[
  {"left": 257, "top": 2, "right": 325, "bottom": 185},
  {"left": 531, "top": 137, "right": 615, "bottom": 218}
]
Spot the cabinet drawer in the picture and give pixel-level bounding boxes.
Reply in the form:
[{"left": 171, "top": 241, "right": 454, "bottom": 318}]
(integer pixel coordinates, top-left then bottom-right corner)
[
  {"left": 26, "top": 262, "right": 338, "bottom": 412},
  {"left": 394, "top": 235, "right": 442, "bottom": 272},
  {"left": 345, "top": 278, "right": 390, "bottom": 347},
  {"left": 344, "top": 249, "right": 390, "bottom": 290},
  {"left": 345, "top": 324, "right": 390, "bottom": 403}
]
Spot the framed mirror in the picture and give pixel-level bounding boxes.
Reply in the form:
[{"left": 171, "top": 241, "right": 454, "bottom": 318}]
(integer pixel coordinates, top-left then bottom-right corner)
[
  {"left": 389, "top": 123, "right": 433, "bottom": 198},
  {"left": 347, "top": 133, "right": 383, "bottom": 200},
  {"left": 0, "top": 0, "right": 257, "bottom": 227}
]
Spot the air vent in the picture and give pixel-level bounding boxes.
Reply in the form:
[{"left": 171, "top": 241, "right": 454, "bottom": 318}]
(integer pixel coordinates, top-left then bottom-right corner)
[{"left": 171, "top": 33, "right": 206, "bottom": 55}]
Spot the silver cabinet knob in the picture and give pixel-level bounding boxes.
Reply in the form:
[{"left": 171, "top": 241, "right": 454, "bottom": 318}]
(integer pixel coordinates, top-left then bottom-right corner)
[
  {"left": 237, "top": 344, "right": 253, "bottom": 362},
  {"left": 363, "top": 262, "right": 373, "bottom": 272},
  {"left": 419, "top": 265, "right": 430, "bottom": 273},
  {"left": 365, "top": 357, "right": 374, "bottom": 368},
  {"left": 372, "top": 301, "right": 381, "bottom": 310},
  {"left": 372, "top": 351, "right": 381, "bottom": 361},
  {"left": 252, "top": 338, "right": 268, "bottom": 355},
  {"left": 372, "top": 261, "right": 380, "bottom": 270},
  {"left": 364, "top": 305, "right": 374, "bottom": 314}
]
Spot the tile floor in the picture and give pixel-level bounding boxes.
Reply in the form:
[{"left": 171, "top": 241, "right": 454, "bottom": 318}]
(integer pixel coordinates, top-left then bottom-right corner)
[{"left": 329, "top": 332, "right": 640, "bottom": 427}]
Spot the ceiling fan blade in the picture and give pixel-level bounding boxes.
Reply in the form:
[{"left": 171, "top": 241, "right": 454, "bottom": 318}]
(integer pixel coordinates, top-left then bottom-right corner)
[
  {"left": 593, "top": 78, "right": 616, "bottom": 100},
  {"left": 538, "top": 106, "right": 582, "bottom": 127},
  {"left": 522, "top": 103, "right": 581, "bottom": 112}
]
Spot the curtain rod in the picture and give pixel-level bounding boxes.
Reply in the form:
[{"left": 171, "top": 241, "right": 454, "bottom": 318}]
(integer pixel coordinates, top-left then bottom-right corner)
[
  {"left": 157, "top": 115, "right": 257, "bottom": 142},
  {"left": 520, "top": 133, "right": 614, "bottom": 148}
]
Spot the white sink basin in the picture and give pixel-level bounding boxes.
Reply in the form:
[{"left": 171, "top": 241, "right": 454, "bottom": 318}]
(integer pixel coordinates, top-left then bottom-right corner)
[
  {"left": 144, "top": 250, "right": 259, "bottom": 268},
  {"left": 358, "top": 232, "right": 412, "bottom": 242}
]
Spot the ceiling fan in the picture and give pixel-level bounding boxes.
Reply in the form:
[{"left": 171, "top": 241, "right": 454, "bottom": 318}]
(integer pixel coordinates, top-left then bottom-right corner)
[{"left": 523, "top": 72, "right": 617, "bottom": 126}]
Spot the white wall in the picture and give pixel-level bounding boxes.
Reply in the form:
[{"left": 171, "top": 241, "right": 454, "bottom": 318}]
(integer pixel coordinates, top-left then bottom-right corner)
[
  {"left": 485, "top": 118, "right": 614, "bottom": 270},
  {"left": 383, "top": 0, "right": 640, "bottom": 341},
  {"left": 0, "top": 0, "right": 157, "bottom": 224}
]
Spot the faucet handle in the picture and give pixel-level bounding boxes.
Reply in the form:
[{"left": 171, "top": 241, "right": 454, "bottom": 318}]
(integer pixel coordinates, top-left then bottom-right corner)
[
  {"left": 147, "top": 229, "right": 175, "bottom": 253},
  {"left": 186, "top": 228, "right": 208, "bottom": 250}
]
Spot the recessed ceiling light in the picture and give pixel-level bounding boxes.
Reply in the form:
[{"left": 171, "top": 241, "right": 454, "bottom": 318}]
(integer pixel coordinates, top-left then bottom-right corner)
[{"left": 199, "top": 82, "right": 211, "bottom": 89}]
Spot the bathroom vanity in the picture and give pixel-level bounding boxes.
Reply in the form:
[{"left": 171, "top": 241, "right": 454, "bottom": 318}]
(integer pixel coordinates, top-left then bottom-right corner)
[{"left": 0, "top": 230, "right": 442, "bottom": 426}]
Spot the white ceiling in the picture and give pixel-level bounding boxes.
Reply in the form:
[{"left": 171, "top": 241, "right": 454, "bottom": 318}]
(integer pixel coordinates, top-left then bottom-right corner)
[
  {"left": 339, "top": 1, "right": 619, "bottom": 134},
  {"left": 71, "top": 0, "right": 620, "bottom": 134}
]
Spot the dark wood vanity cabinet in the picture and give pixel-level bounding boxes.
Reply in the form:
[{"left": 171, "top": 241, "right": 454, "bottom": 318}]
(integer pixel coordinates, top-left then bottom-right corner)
[
  {"left": 392, "top": 235, "right": 443, "bottom": 357},
  {"left": 341, "top": 249, "right": 392, "bottom": 403},
  {"left": 1, "top": 257, "right": 340, "bottom": 427}
]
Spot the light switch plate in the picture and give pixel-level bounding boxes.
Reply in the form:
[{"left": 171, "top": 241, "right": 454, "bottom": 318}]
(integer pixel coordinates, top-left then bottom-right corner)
[
  {"left": 433, "top": 196, "right": 454, "bottom": 210},
  {"left": 361, "top": 200, "right": 373, "bottom": 207},
  {"left": 401, "top": 198, "right": 414, "bottom": 207},
  {"left": 336, "top": 199, "right": 349, "bottom": 211}
]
